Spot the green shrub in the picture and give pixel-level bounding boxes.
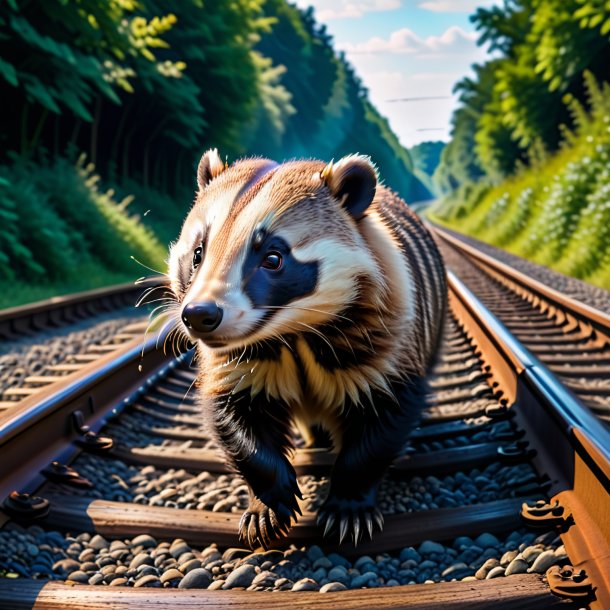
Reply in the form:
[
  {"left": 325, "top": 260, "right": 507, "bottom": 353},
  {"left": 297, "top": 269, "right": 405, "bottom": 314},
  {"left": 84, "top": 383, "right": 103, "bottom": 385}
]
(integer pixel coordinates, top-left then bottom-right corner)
[
  {"left": 0, "top": 154, "right": 167, "bottom": 293},
  {"left": 430, "top": 75, "right": 610, "bottom": 291}
]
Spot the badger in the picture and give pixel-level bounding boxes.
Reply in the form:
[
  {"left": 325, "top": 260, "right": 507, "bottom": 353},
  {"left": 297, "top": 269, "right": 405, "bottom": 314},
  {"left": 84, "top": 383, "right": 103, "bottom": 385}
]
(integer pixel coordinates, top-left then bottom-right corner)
[{"left": 167, "top": 149, "right": 446, "bottom": 549}]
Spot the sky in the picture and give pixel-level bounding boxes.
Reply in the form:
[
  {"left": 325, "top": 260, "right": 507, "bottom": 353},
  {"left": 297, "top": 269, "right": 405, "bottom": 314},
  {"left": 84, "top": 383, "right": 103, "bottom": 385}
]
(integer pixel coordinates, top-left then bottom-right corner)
[{"left": 292, "top": 0, "right": 498, "bottom": 148}]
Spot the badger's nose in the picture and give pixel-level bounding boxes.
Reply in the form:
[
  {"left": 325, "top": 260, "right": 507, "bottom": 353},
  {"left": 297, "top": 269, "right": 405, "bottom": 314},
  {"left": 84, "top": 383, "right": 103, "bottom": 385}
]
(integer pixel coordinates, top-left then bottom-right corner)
[{"left": 182, "top": 301, "right": 223, "bottom": 333}]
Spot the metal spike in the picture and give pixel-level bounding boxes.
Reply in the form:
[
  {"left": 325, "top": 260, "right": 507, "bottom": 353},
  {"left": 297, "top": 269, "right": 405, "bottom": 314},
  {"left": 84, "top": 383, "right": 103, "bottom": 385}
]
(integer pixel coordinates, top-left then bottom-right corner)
[
  {"left": 365, "top": 513, "right": 374, "bottom": 539},
  {"left": 323, "top": 513, "right": 336, "bottom": 537},
  {"left": 339, "top": 515, "right": 349, "bottom": 544}
]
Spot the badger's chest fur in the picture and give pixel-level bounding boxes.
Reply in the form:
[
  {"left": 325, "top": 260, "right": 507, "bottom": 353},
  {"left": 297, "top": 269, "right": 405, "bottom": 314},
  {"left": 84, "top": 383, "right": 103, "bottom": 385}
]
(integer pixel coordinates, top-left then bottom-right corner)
[{"left": 169, "top": 149, "right": 446, "bottom": 548}]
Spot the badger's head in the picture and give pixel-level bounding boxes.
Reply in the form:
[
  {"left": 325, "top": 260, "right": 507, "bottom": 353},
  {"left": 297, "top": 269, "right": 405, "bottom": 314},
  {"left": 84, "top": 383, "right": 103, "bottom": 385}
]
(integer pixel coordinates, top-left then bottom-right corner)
[{"left": 168, "top": 149, "right": 385, "bottom": 352}]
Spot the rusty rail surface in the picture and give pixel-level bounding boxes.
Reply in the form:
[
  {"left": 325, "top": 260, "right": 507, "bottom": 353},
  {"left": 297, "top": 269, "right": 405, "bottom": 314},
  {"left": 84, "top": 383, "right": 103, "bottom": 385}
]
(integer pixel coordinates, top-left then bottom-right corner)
[{"left": 0, "top": 266, "right": 608, "bottom": 607}]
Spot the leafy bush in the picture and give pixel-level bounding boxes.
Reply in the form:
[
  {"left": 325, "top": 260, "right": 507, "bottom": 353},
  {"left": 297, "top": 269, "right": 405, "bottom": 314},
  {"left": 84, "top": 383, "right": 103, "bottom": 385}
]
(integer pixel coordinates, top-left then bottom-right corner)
[
  {"left": 430, "top": 74, "right": 610, "bottom": 290},
  {"left": 0, "top": 155, "right": 166, "bottom": 287}
]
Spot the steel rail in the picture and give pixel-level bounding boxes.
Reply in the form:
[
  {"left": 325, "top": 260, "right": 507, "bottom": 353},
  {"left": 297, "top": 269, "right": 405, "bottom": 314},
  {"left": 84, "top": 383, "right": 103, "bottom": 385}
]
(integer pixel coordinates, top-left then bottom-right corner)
[
  {"left": 433, "top": 225, "right": 610, "bottom": 338},
  {"left": 0, "top": 266, "right": 608, "bottom": 607},
  {"left": 0, "top": 329, "right": 174, "bottom": 501},
  {"left": 0, "top": 276, "right": 165, "bottom": 340},
  {"left": 447, "top": 271, "right": 610, "bottom": 609}
]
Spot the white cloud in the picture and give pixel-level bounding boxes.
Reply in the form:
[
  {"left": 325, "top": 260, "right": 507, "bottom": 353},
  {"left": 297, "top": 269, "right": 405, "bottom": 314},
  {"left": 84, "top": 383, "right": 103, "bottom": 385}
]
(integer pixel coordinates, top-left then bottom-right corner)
[
  {"left": 339, "top": 25, "right": 478, "bottom": 57},
  {"left": 418, "top": 0, "right": 490, "bottom": 13},
  {"left": 294, "top": 0, "right": 401, "bottom": 20}
]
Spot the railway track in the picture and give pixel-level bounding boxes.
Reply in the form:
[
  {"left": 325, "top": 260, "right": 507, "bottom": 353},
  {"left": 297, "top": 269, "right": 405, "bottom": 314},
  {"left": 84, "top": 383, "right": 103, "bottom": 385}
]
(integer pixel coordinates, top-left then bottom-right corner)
[
  {"left": 0, "top": 278, "right": 163, "bottom": 412},
  {"left": 0, "top": 247, "right": 609, "bottom": 608},
  {"left": 432, "top": 225, "right": 610, "bottom": 426}
]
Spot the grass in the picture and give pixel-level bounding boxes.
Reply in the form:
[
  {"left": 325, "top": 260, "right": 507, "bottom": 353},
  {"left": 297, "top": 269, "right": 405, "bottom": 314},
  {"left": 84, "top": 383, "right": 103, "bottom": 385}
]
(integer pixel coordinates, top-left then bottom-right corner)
[{"left": 429, "top": 75, "right": 610, "bottom": 291}]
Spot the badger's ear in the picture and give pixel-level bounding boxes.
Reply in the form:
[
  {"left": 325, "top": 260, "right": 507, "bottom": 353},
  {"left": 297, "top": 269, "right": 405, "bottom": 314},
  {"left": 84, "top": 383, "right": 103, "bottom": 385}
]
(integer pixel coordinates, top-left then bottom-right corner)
[
  {"left": 197, "top": 148, "right": 226, "bottom": 190},
  {"left": 321, "top": 154, "right": 377, "bottom": 220}
]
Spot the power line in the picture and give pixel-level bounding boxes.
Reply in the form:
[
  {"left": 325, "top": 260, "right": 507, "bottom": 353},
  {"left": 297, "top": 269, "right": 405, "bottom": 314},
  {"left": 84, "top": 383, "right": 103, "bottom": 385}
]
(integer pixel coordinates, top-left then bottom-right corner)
[{"left": 385, "top": 96, "right": 450, "bottom": 103}]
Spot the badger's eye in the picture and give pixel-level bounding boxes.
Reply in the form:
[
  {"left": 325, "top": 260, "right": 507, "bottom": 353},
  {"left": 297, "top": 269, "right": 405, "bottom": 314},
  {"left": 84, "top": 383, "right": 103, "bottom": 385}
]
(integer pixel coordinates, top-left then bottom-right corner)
[
  {"left": 261, "top": 251, "right": 283, "bottom": 271},
  {"left": 192, "top": 246, "right": 203, "bottom": 269}
]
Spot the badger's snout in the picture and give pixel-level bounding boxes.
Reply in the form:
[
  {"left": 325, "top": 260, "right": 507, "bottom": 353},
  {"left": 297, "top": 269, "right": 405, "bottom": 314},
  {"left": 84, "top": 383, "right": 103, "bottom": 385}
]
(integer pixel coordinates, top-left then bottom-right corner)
[{"left": 182, "top": 301, "right": 223, "bottom": 333}]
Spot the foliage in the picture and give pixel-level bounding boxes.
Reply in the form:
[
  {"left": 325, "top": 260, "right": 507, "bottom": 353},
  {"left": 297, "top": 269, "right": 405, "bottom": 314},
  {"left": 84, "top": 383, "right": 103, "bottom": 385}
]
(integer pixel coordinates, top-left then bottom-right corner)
[
  {"left": 436, "top": 0, "right": 610, "bottom": 187},
  {"left": 0, "top": 154, "right": 166, "bottom": 285},
  {"left": 0, "top": 0, "right": 427, "bottom": 304},
  {"left": 430, "top": 74, "right": 610, "bottom": 290}
]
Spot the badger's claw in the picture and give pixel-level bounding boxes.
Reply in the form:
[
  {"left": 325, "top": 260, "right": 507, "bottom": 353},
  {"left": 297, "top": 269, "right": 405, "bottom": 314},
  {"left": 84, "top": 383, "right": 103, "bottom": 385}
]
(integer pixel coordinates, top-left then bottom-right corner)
[
  {"left": 317, "top": 498, "right": 384, "bottom": 546},
  {"left": 238, "top": 497, "right": 298, "bottom": 550}
]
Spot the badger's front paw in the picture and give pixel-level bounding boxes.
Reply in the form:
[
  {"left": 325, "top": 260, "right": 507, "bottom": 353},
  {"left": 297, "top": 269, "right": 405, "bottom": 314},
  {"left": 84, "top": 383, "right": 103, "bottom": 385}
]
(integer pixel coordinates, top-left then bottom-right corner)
[
  {"left": 238, "top": 496, "right": 300, "bottom": 550},
  {"left": 317, "top": 496, "right": 384, "bottom": 545}
]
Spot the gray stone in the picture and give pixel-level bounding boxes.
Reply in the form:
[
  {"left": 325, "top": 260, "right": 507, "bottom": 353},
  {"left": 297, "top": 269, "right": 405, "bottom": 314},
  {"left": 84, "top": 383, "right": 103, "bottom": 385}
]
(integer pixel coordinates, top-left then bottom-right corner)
[
  {"left": 291, "top": 578, "right": 319, "bottom": 591},
  {"left": 222, "top": 548, "right": 250, "bottom": 562},
  {"left": 179, "top": 559, "right": 202, "bottom": 574},
  {"left": 320, "top": 582, "right": 348, "bottom": 592},
  {"left": 26, "top": 543, "right": 39, "bottom": 557},
  {"left": 130, "top": 553, "right": 154, "bottom": 570},
  {"left": 505, "top": 558, "right": 529, "bottom": 575},
  {"left": 486, "top": 566, "right": 506, "bottom": 579},
  {"left": 169, "top": 542, "right": 190, "bottom": 559},
  {"left": 474, "top": 533, "right": 499, "bottom": 549},
  {"left": 475, "top": 558, "right": 500, "bottom": 580},
  {"left": 453, "top": 537, "right": 474, "bottom": 549},
  {"left": 67, "top": 570, "right": 90, "bottom": 584},
  {"left": 178, "top": 568, "right": 213, "bottom": 589},
  {"left": 130, "top": 535, "right": 157, "bottom": 548},
  {"left": 136, "top": 566, "right": 157, "bottom": 578},
  {"left": 554, "top": 545, "right": 568, "bottom": 561},
  {"left": 307, "top": 545, "right": 325, "bottom": 562},
  {"left": 351, "top": 571, "right": 378, "bottom": 588},
  {"left": 134, "top": 574, "right": 162, "bottom": 587},
  {"left": 88, "top": 535, "right": 108, "bottom": 551},
  {"left": 52, "top": 558, "right": 80, "bottom": 573},
  {"left": 528, "top": 550, "right": 558, "bottom": 573},
  {"left": 313, "top": 557, "right": 333, "bottom": 570},
  {"left": 500, "top": 550, "right": 518, "bottom": 566},
  {"left": 88, "top": 573, "right": 104, "bottom": 585},
  {"left": 312, "top": 567, "right": 327, "bottom": 582},
  {"left": 418, "top": 540, "right": 445, "bottom": 555},
  {"left": 327, "top": 553, "right": 350, "bottom": 568},
  {"left": 354, "top": 555, "right": 375, "bottom": 570},
  {"left": 441, "top": 563, "right": 472, "bottom": 580},
  {"left": 521, "top": 546, "right": 543, "bottom": 564},
  {"left": 252, "top": 571, "right": 277, "bottom": 587},
  {"left": 78, "top": 549, "right": 95, "bottom": 563},
  {"left": 328, "top": 566, "right": 348, "bottom": 582},
  {"left": 160, "top": 568, "right": 184, "bottom": 584},
  {"left": 223, "top": 564, "right": 257, "bottom": 589}
]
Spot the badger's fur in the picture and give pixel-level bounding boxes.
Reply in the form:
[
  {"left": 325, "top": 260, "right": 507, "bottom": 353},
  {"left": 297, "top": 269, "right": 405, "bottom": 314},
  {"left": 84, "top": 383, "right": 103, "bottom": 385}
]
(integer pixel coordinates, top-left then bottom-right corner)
[{"left": 168, "top": 149, "right": 446, "bottom": 548}]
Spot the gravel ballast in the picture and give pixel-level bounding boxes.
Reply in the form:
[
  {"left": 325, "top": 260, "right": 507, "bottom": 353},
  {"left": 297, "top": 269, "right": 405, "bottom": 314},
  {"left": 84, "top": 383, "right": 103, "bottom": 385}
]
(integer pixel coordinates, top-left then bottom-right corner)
[
  {"left": 0, "top": 311, "right": 144, "bottom": 400},
  {"left": 0, "top": 524, "right": 567, "bottom": 591},
  {"left": 54, "top": 453, "right": 538, "bottom": 515}
]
